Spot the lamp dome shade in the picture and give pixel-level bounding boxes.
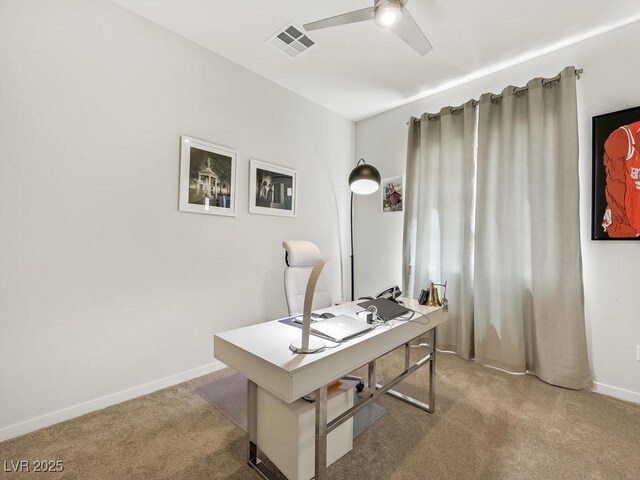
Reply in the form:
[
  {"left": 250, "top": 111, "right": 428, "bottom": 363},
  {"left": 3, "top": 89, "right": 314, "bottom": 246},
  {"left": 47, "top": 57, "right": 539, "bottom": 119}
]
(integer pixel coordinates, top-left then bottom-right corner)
[{"left": 349, "top": 163, "right": 381, "bottom": 195}]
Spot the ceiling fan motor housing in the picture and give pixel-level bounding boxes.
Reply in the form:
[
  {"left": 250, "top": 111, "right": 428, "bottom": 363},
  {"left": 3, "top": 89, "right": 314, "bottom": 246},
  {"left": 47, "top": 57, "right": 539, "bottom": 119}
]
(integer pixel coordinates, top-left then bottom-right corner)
[{"left": 374, "top": 0, "right": 404, "bottom": 28}]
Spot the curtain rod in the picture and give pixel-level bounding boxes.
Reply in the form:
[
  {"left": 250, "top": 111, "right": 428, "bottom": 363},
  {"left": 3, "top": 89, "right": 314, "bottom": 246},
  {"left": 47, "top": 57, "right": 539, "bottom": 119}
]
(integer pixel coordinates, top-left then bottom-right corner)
[{"left": 407, "top": 68, "right": 583, "bottom": 125}]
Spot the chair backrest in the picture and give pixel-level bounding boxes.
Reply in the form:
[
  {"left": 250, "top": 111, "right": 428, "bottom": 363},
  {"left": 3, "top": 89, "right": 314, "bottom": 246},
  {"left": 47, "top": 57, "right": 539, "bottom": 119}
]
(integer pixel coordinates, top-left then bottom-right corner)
[{"left": 282, "top": 240, "right": 332, "bottom": 316}]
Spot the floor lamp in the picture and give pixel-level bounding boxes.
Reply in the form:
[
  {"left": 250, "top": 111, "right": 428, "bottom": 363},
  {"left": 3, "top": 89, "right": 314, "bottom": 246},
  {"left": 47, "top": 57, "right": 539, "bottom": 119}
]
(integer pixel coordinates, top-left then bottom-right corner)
[{"left": 349, "top": 158, "right": 381, "bottom": 301}]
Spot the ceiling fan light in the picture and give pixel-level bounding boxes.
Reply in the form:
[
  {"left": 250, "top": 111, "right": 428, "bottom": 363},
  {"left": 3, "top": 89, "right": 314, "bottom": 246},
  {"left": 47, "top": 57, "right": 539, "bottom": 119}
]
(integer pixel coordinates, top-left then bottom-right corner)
[{"left": 374, "top": 1, "right": 403, "bottom": 28}]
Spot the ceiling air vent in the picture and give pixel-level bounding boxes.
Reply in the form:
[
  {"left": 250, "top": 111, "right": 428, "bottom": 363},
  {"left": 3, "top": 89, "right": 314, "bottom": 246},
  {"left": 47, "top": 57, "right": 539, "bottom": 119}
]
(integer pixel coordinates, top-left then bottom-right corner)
[{"left": 267, "top": 24, "right": 315, "bottom": 58}]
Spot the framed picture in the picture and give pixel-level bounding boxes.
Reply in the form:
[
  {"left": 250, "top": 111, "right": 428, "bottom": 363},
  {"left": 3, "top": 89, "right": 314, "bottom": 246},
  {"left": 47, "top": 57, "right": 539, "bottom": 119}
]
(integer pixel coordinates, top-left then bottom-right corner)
[
  {"left": 249, "top": 159, "right": 296, "bottom": 217},
  {"left": 382, "top": 175, "right": 404, "bottom": 214},
  {"left": 179, "top": 136, "right": 237, "bottom": 216},
  {"left": 592, "top": 106, "right": 640, "bottom": 240}
]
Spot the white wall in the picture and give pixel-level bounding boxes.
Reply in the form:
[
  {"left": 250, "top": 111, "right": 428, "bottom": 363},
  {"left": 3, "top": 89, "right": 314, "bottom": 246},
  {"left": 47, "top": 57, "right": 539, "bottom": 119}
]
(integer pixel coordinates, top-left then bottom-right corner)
[
  {"left": 355, "top": 21, "right": 640, "bottom": 402},
  {"left": 0, "top": 0, "right": 354, "bottom": 440}
]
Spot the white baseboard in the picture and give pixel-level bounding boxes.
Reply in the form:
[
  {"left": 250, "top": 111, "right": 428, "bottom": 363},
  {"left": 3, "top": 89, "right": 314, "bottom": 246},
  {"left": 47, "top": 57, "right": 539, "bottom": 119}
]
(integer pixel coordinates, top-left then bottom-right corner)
[
  {"left": 0, "top": 360, "right": 226, "bottom": 443},
  {"left": 593, "top": 382, "right": 640, "bottom": 404}
]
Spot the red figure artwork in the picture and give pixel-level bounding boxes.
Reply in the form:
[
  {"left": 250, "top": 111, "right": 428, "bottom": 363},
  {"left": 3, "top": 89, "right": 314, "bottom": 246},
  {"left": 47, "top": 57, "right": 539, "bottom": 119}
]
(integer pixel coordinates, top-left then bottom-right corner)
[
  {"left": 592, "top": 107, "right": 640, "bottom": 240},
  {"left": 601, "top": 121, "right": 640, "bottom": 237}
]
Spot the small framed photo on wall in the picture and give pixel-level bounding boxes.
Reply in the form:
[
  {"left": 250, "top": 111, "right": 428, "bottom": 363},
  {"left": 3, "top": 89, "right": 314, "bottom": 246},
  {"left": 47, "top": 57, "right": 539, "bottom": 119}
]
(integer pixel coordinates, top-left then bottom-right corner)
[
  {"left": 592, "top": 106, "right": 640, "bottom": 240},
  {"left": 249, "top": 159, "right": 296, "bottom": 217},
  {"left": 179, "top": 136, "right": 238, "bottom": 216},
  {"left": 382, "top": 175, "right": 404, "bottom": 214}
]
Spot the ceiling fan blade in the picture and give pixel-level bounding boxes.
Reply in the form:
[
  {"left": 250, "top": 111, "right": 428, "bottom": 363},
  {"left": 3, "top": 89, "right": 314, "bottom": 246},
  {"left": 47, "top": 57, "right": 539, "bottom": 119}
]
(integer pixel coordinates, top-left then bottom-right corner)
[
  {"left": 391, "top": 8, "right": 433, "bottom": 55},
  {"left": 304, "top": 7, "right": 375, "bottom": 32}
]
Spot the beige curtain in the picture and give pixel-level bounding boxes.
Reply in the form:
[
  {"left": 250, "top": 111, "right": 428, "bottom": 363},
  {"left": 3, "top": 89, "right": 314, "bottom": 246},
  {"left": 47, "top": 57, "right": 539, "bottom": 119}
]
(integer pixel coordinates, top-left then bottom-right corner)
[
  {"left": 474, "top": 66, "right": 591, "bottom": 389},
  {"left": 403, "top": 66, "right": 592, "bottom": 389},
  {"left": 403, "top": 102, "right": 476, "bottom": 359}
]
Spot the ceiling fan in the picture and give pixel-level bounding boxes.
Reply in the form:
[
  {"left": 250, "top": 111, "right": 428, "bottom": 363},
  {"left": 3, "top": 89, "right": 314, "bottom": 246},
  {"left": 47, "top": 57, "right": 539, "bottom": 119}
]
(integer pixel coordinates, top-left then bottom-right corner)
[{"left": 303, "top": 0, "right": 433, "bottom": 56}]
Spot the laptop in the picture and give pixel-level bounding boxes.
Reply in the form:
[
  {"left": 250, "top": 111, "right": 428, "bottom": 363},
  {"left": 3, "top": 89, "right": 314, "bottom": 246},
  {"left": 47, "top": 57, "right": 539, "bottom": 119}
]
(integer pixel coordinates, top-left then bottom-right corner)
[
  {"left": 357, "top": 298, "right": 409, "bottom": 321},
  {"left": 310, "top": 315, "right": 374, "bottom": 342}
]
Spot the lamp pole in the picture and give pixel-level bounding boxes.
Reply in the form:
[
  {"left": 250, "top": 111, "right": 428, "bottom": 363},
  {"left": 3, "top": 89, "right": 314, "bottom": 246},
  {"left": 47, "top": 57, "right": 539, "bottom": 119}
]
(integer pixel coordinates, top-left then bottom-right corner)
[
  {"left": 348, "top": 158, "right": 381, "bottom": 302},
  {"left": 350, "top": 190, "right": 355, "bottom": 301}
]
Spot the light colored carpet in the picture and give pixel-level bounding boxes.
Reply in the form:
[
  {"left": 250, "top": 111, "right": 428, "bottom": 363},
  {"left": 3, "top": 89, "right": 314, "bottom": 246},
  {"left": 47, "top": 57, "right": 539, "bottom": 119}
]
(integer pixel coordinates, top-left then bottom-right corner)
[
  {"left": 1, "top": 349, "right": 639, "bottom": 480},
  {"left": 195, "top": 373, "right": 386, "bottom": 439}
]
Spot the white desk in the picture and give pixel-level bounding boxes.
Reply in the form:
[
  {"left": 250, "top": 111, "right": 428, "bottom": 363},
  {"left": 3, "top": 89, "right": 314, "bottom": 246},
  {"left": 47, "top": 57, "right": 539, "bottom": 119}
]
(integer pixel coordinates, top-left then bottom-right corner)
[{"left": 214, "top": 298, "right": 447, "bottom": 480}]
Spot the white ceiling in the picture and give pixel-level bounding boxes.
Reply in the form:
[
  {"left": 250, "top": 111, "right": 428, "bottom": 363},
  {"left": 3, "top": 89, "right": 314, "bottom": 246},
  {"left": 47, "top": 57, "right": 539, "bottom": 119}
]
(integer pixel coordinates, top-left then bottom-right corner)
[{"left": 111, "top": 0, "right": 640, "bottom": 120}]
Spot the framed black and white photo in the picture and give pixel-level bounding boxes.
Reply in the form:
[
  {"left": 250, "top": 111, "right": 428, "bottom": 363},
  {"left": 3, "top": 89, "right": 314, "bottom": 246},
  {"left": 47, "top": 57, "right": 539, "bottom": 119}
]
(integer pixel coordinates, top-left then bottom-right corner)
[
  {"left": 592, "top": 106, "right": 640, "bottom": 240},
  {"left": 179, "top": 136, "right": 237, "bottom": 216},
  {"left": 382, "top": 175, "right": 404, "bottom": 214},
  {"left": 249, "top": 159, "right": 296, "bottom": 217}
]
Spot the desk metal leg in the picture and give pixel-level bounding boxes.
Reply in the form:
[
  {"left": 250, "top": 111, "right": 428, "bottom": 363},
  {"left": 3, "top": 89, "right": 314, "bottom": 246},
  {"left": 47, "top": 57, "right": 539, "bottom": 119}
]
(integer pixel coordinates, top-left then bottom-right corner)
[
  {"left": 368, "top": 360, "right": 377, "bottom": 394},
  {"left": 247, "top": 380, "right": 257, "bottom": 465},
  {"left": 428, "top": 328, "right": 436, "bottom": 413},
  {"left": 247, "top": 379, "right": 279, "bottom": 480},
  {"left": 315, "top": 385, "right": 328, "bottom": 480},
  {"left": 378, "top": 327, "right": 437, "bottom": 413},
  {"left": 331, "top": 331, "right": 438, "bottom": 436}
]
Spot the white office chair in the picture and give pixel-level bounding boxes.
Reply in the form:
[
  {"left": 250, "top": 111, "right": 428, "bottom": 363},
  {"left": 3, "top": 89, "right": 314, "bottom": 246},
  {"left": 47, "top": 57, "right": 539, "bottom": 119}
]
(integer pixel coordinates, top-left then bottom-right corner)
[{"left": 282, "top": 240, "right": 364, "bottom": 392}]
